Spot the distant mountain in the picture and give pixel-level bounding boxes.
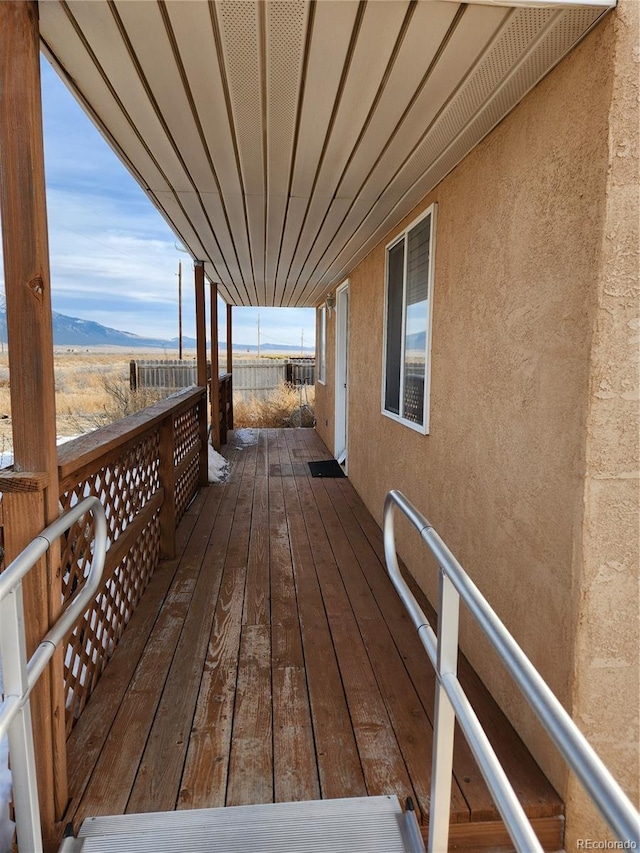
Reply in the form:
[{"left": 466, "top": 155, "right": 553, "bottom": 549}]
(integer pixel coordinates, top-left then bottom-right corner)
[
  {"left": 0, "top": 309, "right": 314, "bottom": 353},
  {"left": 221, "top": 342, "right": 314, "bottom": 354},
  {"left": 405, "top": 330, "right": 426, "bottom": 351},
  {"left": 51, "top": 312, "right": 173, "bottom": 348}
]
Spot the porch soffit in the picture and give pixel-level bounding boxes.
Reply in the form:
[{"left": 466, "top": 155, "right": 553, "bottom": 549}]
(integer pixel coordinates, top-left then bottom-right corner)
[{"left": 38, "top": 0, "right": 613, "bottom": 308}]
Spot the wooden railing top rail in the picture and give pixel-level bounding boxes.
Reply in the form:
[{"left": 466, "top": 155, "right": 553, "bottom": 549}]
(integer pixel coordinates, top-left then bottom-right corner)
[{"left": 57, "top": 387, "right": 205, "bottom": 482}]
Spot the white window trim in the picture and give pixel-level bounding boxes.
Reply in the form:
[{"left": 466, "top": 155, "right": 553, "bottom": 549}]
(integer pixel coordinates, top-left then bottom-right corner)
[
  {"left": 317, "top": 303, "right": 327, "bottom": 385},
  {"left": 381, "top": 202, "right": 437, "bottom": 435}
]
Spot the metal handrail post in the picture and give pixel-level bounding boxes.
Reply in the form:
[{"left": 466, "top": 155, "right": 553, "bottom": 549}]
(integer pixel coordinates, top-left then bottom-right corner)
[
  {"left": 0, "top": 583, "right": 42, "bottom": 852},
  {"left": 0, "top": 496, "right": 107, "bottom": 852},
  {"left": 382, "top": 489, "right": 640, "bottom": 849},
  {"left": 428, "top": 570, "right": 460, "bottom": 851}
]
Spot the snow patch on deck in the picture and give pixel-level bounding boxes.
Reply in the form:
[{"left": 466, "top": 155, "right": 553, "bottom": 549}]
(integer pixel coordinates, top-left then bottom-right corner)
[{"left": 208, "top": 446, "right": 229, "bottom": 484}]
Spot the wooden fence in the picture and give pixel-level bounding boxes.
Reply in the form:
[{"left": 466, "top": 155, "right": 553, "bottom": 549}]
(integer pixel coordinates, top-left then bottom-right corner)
[
  {"left": 131, "top": 358, "right": 315, "bottom": 401},
  {"left": 234, "top": 359, "right": 315, "bottom": 400},
  {"left": 130, "top": 358, "right": 204, "bottom": 391}
]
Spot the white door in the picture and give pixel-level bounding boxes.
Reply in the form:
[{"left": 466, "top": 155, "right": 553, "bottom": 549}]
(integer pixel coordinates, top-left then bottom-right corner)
[{"left": 334, "top": 281, "right": 349, "bottom": 467}]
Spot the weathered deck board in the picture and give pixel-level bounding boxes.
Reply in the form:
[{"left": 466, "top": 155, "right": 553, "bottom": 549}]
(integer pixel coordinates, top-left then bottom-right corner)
[
  {"left": 64, "top": 492, "right": 205, "bottom": 818},
  {"left": 293, "top": 472, "right": 419, "bottom": 812},
  {"left": 308, "top": 475, "right": 468, "bottom": 823},
  {"left": 287, "top": 509, "right": 368, "bottom": 800},
  {"left": 268, "top": 430, "right": 320, "bottom": 803},
  {"left": 331, "top": 476, "right": 564, "bottom": 821},
  {"left": 71, "top": 484, "right": 224, "bottom": 819},
  {"left": 178, "top": 441, "right": 251, "bottom": 809},
  {"left": 65, "top": 428, "right": 563, "bottom": 847},
  {"left": 320, "top": 475, "right": 489, "bottom": 819},
  {"left": 125, "top": 497, "right": 230, "bottom": 812}
]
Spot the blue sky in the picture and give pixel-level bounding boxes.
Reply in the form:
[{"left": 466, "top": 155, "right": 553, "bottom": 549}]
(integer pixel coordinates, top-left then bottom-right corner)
[{"left": 0, "top": 57, "right": 315, "bottom": 351}]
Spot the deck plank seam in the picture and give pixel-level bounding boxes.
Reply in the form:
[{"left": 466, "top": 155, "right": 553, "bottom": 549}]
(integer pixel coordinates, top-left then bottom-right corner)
[
  {"left": 300, "top": 468, "right": 426, "bottom": 820},
  {"left": 290, "top": 444, "right": 420, "bottom": 811},
  {"left": 222, "top": 433, "right": 255, "bottom": 809},
  {"left": 171, "top": 483, "right": 240, "bottom": 810},
  {"left": 284, "top": 430, "right": 368, "bottom": 800},
  {"left": 122, "top": 483, "right": 229, "bottom": 814},
  {"left": 274, "top": 428, "right": 322, "bottom": 802}
]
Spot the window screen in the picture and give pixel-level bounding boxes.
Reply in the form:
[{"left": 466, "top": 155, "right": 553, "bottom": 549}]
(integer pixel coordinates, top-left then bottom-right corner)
[{"left": 385, "top": 241, "right": 404, "bottom": 415}]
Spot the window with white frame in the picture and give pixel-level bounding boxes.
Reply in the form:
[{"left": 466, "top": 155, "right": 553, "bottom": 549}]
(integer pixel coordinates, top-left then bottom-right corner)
[
  {"left": 317, "top": 304, "right": 326, "bottom": 384},
  {"left": 382, "top": 204, "right": 436, "bottom": 432}
]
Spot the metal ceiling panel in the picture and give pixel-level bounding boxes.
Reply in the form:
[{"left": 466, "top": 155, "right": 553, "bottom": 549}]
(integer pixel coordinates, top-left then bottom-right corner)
[
  {"left": 38, "top": 0, "right": 613, "bottom": 307},
  {"left": 285, "top": 196, "right": 353, "bottom": 303},
  {"left": 113, "top": 1, "right": 219, "bottom": 194},
  {"left": 245, "top": 193, "right": 266, "bottom": 303},
  {"left": 216, "top": 0, "right": 264, "bottom": 197},
  {"left": 289, "top": 0, "right": 361, "bottom": 201},
  {"left": 266, "top": 193, "right": 289, "bottom": 303},
  {"left": 313, "top": 3, "right": 606, "bottom": 292},
  {"left": 355, "top": 4, "right": 510, "bottom": 204},
  {"left": 335, "top": 0, "right": 461, "bottom": 201},
  {"left": 163, "top": 1, "right": 243, "bottom": 199},
  {"left": 151, "top": 190, "right": 212, "bottom": 272},
  {"left": 39, "top": 2, "right": 175, "bottom": 194},
  {"left": 265, "top": 1, "right": 308, "bottom": 197},
  {"left": 311, "top": 0, "right": 410, "bottom": 200},
  {"left": 197, "top": 193, "right": 247, "bottom": 293},
  {"left": 274, "top": 195, "right": 310, "bottom": 300}
]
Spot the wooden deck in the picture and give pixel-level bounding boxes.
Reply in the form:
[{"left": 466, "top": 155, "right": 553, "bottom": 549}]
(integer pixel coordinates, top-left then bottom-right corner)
[{"left": 64, "top": 428, "right": 563, "bottom": 850}]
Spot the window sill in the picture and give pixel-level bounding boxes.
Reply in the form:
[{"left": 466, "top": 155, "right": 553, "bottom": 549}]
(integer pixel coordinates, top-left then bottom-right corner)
[{"left": 381, "top": 408, "right": 429, "bottom": 435}]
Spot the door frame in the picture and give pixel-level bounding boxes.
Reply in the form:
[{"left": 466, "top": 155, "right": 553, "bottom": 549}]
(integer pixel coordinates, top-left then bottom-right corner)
[{"left": 334, "top": 279, "right": 349, "bottom": 469}]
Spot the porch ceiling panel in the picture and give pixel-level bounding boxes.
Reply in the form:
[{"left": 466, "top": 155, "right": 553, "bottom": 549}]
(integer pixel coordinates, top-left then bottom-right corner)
[{"left": 38, "top": 0, "right": 612, "bottom": 308}]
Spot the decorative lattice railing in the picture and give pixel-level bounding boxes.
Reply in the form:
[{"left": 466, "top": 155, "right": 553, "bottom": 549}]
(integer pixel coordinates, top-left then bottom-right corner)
[{"left": 56, "top": 387, "right": 206, "bottom": 732}]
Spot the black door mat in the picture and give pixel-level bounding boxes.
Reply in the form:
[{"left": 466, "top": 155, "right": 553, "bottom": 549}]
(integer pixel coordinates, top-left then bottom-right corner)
[{"left": 308, "top": 460, "right": 346, "bottom": 478}]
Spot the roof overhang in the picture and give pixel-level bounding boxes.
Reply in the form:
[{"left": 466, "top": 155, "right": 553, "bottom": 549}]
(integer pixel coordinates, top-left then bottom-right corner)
[{"left": 39, "top": 0, "right": 614, "bottom": 307}]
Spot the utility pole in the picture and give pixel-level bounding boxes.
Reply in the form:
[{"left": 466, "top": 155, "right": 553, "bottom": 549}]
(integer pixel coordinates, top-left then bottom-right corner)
[
  {"left": 257, "top": 313, "right": 261, "bottom": 359},
  {"left": 178, "top": 260, "right": 183, "bottom": 359},
  {"left": 301, "top": 328, "right": 304, "bottom": 357}
]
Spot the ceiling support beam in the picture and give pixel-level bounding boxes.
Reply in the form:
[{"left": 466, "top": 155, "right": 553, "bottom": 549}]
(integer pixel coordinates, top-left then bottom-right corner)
[
  {"left": 194, "top": 261, "right": 209, "bottom": 485},
  {"left": 0, "top": 1, "right": 67, "bottom": 844}
]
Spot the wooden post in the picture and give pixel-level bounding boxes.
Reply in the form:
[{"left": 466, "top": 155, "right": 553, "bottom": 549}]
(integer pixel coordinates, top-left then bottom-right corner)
[
  {"left": 0, "top": 0, "right": 67, "bottom": 840},
  {"left": 226, "top": 303, "right": 234, "bottom": 430},
  {"left": 220, "top": 379, "right": 228, "bottom": 447},
  {"left": 210, "top": 283, "right": 221, "bottom": 450},
  {"left": 194, "top": 262, "right": 208, "bottom": 485},
  {"left": 129, "top": 359, "right": 137, "bottom": 391}
]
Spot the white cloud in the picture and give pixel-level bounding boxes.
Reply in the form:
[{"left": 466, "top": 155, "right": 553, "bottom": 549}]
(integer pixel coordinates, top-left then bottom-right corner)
[{"left": 0, "top": 57, "right": 316, "bottom": 349}]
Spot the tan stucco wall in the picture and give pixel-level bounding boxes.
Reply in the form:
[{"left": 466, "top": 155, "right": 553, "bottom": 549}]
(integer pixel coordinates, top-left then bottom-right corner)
[
  {"left": 566, "top": 0, "right": 639, "bottom": 846},
  {"left": 315, "top": 3, "right": 639, "bottom": 842}
]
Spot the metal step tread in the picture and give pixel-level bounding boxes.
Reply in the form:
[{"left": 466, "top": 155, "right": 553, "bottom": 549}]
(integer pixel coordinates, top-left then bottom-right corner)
[{"left": 67, "top": 796, "right": 423, "bottom": 852}]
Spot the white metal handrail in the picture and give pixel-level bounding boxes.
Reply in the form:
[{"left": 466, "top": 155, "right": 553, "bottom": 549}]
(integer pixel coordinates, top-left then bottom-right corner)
[
  {"left": 383, "top": 489, "right": 640, "bottom": 852},
  {"left": 0, "top": 496, "right": 107, "bottom": 853}
]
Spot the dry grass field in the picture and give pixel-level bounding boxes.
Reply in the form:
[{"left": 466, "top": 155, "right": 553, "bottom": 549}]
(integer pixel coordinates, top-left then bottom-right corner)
[
  {"left": 0, "top": 350, "right": 156, "bottom": 456},
  {"left": 0, "top": 349, "right": 315, "bottom": 457},
  {"left": 233, "top": 382, "right": 315, "bottom": 428}
]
